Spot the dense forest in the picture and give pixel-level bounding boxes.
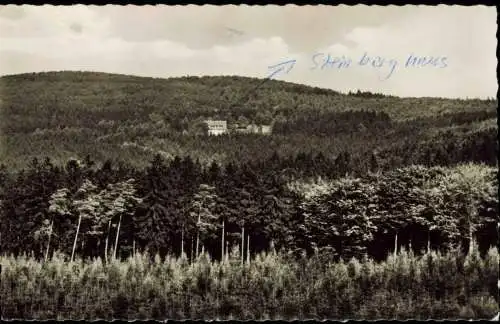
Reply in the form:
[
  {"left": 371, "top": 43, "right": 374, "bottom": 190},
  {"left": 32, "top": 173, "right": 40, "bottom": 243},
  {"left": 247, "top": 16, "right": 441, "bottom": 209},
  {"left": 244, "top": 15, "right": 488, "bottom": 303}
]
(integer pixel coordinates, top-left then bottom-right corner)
[
  {"left": 0, "top": 71, "right": 497, "bottom": 170},
  {"left": 0, "top": 71, "right": 498, "bottom": 319},
  {"left": 1, "top": 155, "right": 497, "bottom": 262}
]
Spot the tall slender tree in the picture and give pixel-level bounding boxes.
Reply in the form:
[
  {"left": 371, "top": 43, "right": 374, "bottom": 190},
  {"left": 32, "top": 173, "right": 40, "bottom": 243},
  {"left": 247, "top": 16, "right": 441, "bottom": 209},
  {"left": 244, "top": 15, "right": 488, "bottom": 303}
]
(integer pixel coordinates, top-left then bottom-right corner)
[{"left": 71, "top": 179, "right": 99, "bottom": 262}]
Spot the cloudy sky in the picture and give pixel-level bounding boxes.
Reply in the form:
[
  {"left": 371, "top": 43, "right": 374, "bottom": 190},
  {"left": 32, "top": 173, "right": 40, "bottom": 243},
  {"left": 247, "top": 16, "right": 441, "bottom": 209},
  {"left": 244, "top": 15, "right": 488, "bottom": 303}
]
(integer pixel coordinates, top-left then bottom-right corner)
[{"left": 0, "top": 5, "right": 497, "bottom": 98}]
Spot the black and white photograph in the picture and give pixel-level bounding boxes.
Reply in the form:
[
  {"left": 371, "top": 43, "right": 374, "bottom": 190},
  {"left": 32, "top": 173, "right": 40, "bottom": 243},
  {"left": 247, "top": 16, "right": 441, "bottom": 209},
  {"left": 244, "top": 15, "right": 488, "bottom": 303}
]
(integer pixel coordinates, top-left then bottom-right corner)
[{"left": 0, "top": 4, "right": 498, "bottom": 321}]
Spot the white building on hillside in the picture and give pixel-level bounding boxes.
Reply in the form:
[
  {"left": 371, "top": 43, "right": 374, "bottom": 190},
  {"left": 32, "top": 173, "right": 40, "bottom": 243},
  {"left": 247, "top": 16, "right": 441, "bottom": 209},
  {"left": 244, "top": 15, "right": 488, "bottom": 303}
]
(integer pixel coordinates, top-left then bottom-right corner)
[{"left": 205, "top": 120, "right": 228, "bottom": 136}]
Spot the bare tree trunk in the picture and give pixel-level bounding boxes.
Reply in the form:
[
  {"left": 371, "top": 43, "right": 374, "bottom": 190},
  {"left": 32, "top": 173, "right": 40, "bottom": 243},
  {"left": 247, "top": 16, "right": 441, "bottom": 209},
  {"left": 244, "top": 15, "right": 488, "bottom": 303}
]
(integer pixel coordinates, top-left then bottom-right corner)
[
  {"left": 221, "top": 220, "right": 225, "bottom": 261},
  {"left": 190, "top": 238, "right": 194, "bottom": 262},
  {"left": 71, "top": 214, "right": 82, "bottom": 262},
  {"left": 469, "top": 223, "right": 474, "bottom": 255},
  {"left": 113, "top": 214, "right": 122, "bottom": 260},
  {"left": 246, "top": 234, "right": 250, "bottom": 264},
  {"left": 133, "top": 239, "right": 136, "bottom": 258},
  {"left": 105, "top": 220, "right": 111, "bottom": 263},
  {"left": 241, "top": 225, "right": 245, "bottom": 265},
  {"left": 196, "top": 202, "right": 201, "bottom": 258},
  {"left": 196, "top": 231, "right": 200, "bottom": 258},
  {"left": 225, "top": 240, "right": 229, "bottom": 262},
  {"left": 468, "top": 204, "right": 477, "bottom": 255},
  {"left": 44, "top": 220, "right": 53, "bottom": 262},
  {"left": 394, "top": 233, "right": 398, "bottom": 255}
]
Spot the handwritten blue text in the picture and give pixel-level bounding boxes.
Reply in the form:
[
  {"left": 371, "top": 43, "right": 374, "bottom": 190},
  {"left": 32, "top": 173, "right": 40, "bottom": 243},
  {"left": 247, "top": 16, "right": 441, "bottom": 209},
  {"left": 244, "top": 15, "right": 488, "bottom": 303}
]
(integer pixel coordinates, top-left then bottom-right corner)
[{"left": 267, "top": 53, "right": 448, "bottom": 81}]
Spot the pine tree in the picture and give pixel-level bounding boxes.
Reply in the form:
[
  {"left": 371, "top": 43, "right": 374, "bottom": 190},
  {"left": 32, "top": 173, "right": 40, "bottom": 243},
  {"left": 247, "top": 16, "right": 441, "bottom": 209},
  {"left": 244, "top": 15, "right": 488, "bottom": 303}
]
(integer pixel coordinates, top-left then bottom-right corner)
[
  {"left": 93, "top": 179, "right": 143, "bottom": 260},
  {"left": 189, "top": 184, "right": 218, "bottom": 258},
  {"left": 71, "top": 179, "right": 99, "bottom": 262},
  {"left": 42, "top": 188, "right": 72, "bottom": 261},
  {"left": 110, "top": 179, "right": 142, "bottom": 259}
]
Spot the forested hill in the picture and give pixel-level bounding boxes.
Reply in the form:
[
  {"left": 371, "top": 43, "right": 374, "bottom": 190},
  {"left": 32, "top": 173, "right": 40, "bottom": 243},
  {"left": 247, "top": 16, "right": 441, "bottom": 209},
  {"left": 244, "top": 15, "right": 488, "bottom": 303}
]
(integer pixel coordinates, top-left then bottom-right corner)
[
  {"left": 0, "top": 71, "right": 497, "bottom": 170},
  {"left": 1, "top": 71, "right": 496, "bottom": 134}
]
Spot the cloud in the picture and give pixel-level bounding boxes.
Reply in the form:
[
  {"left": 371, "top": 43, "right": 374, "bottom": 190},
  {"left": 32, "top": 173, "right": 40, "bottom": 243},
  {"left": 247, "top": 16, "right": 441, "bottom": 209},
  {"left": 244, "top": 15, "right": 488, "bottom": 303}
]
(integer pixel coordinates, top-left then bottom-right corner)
[
  {"left": 0, "top": 5, "right": 496, "bottom": 98},
  {"left": 0, "top": 35, "right": 293, "bottom": 80},
  {"left": 94, "top": 5, "right": 419, "bottom": 53}
]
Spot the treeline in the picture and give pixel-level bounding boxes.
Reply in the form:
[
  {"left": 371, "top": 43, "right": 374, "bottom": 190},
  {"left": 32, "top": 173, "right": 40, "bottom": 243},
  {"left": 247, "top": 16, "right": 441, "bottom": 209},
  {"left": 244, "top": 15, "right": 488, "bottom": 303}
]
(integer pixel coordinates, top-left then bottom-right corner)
[
  {"left": 347, "top": 89, "right": 391, "bottom": 98},
  {"left": 292, "top": 164, "right": 498, "bottom": 260},
  {"left": 0, "top": 154, "right": 497, "bottom": 263},
  {"left": 403, "top": 110, "right": 497, "bottom": 128}
]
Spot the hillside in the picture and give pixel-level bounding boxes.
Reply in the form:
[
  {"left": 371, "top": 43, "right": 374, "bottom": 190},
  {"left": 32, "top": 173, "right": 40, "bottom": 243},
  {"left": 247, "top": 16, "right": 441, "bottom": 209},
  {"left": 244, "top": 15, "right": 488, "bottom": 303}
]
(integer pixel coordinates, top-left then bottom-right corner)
[{"left": 0, "top": 71, "right": 497, "bottom": 170}]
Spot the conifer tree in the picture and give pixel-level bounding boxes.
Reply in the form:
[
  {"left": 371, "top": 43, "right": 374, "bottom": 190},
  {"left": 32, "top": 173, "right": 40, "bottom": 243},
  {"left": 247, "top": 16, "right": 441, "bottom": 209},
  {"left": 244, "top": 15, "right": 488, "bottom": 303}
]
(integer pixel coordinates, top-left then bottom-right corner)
[
  {"left": 190, "top": 184, "right": 218, "bottom": 258},
  {"left": 71, "top": 179, "right": 99, "bottom": 262},
  {"left": 41, "top": 188, "right": 72, "bottom": 261}
]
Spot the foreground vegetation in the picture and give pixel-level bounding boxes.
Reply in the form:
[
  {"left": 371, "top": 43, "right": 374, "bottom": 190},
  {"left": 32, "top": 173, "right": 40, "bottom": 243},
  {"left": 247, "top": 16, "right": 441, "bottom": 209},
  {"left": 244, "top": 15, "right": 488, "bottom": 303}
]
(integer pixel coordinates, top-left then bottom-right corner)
[{"left": 2, "top": 245, "right": 498, "bottom": 320}]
